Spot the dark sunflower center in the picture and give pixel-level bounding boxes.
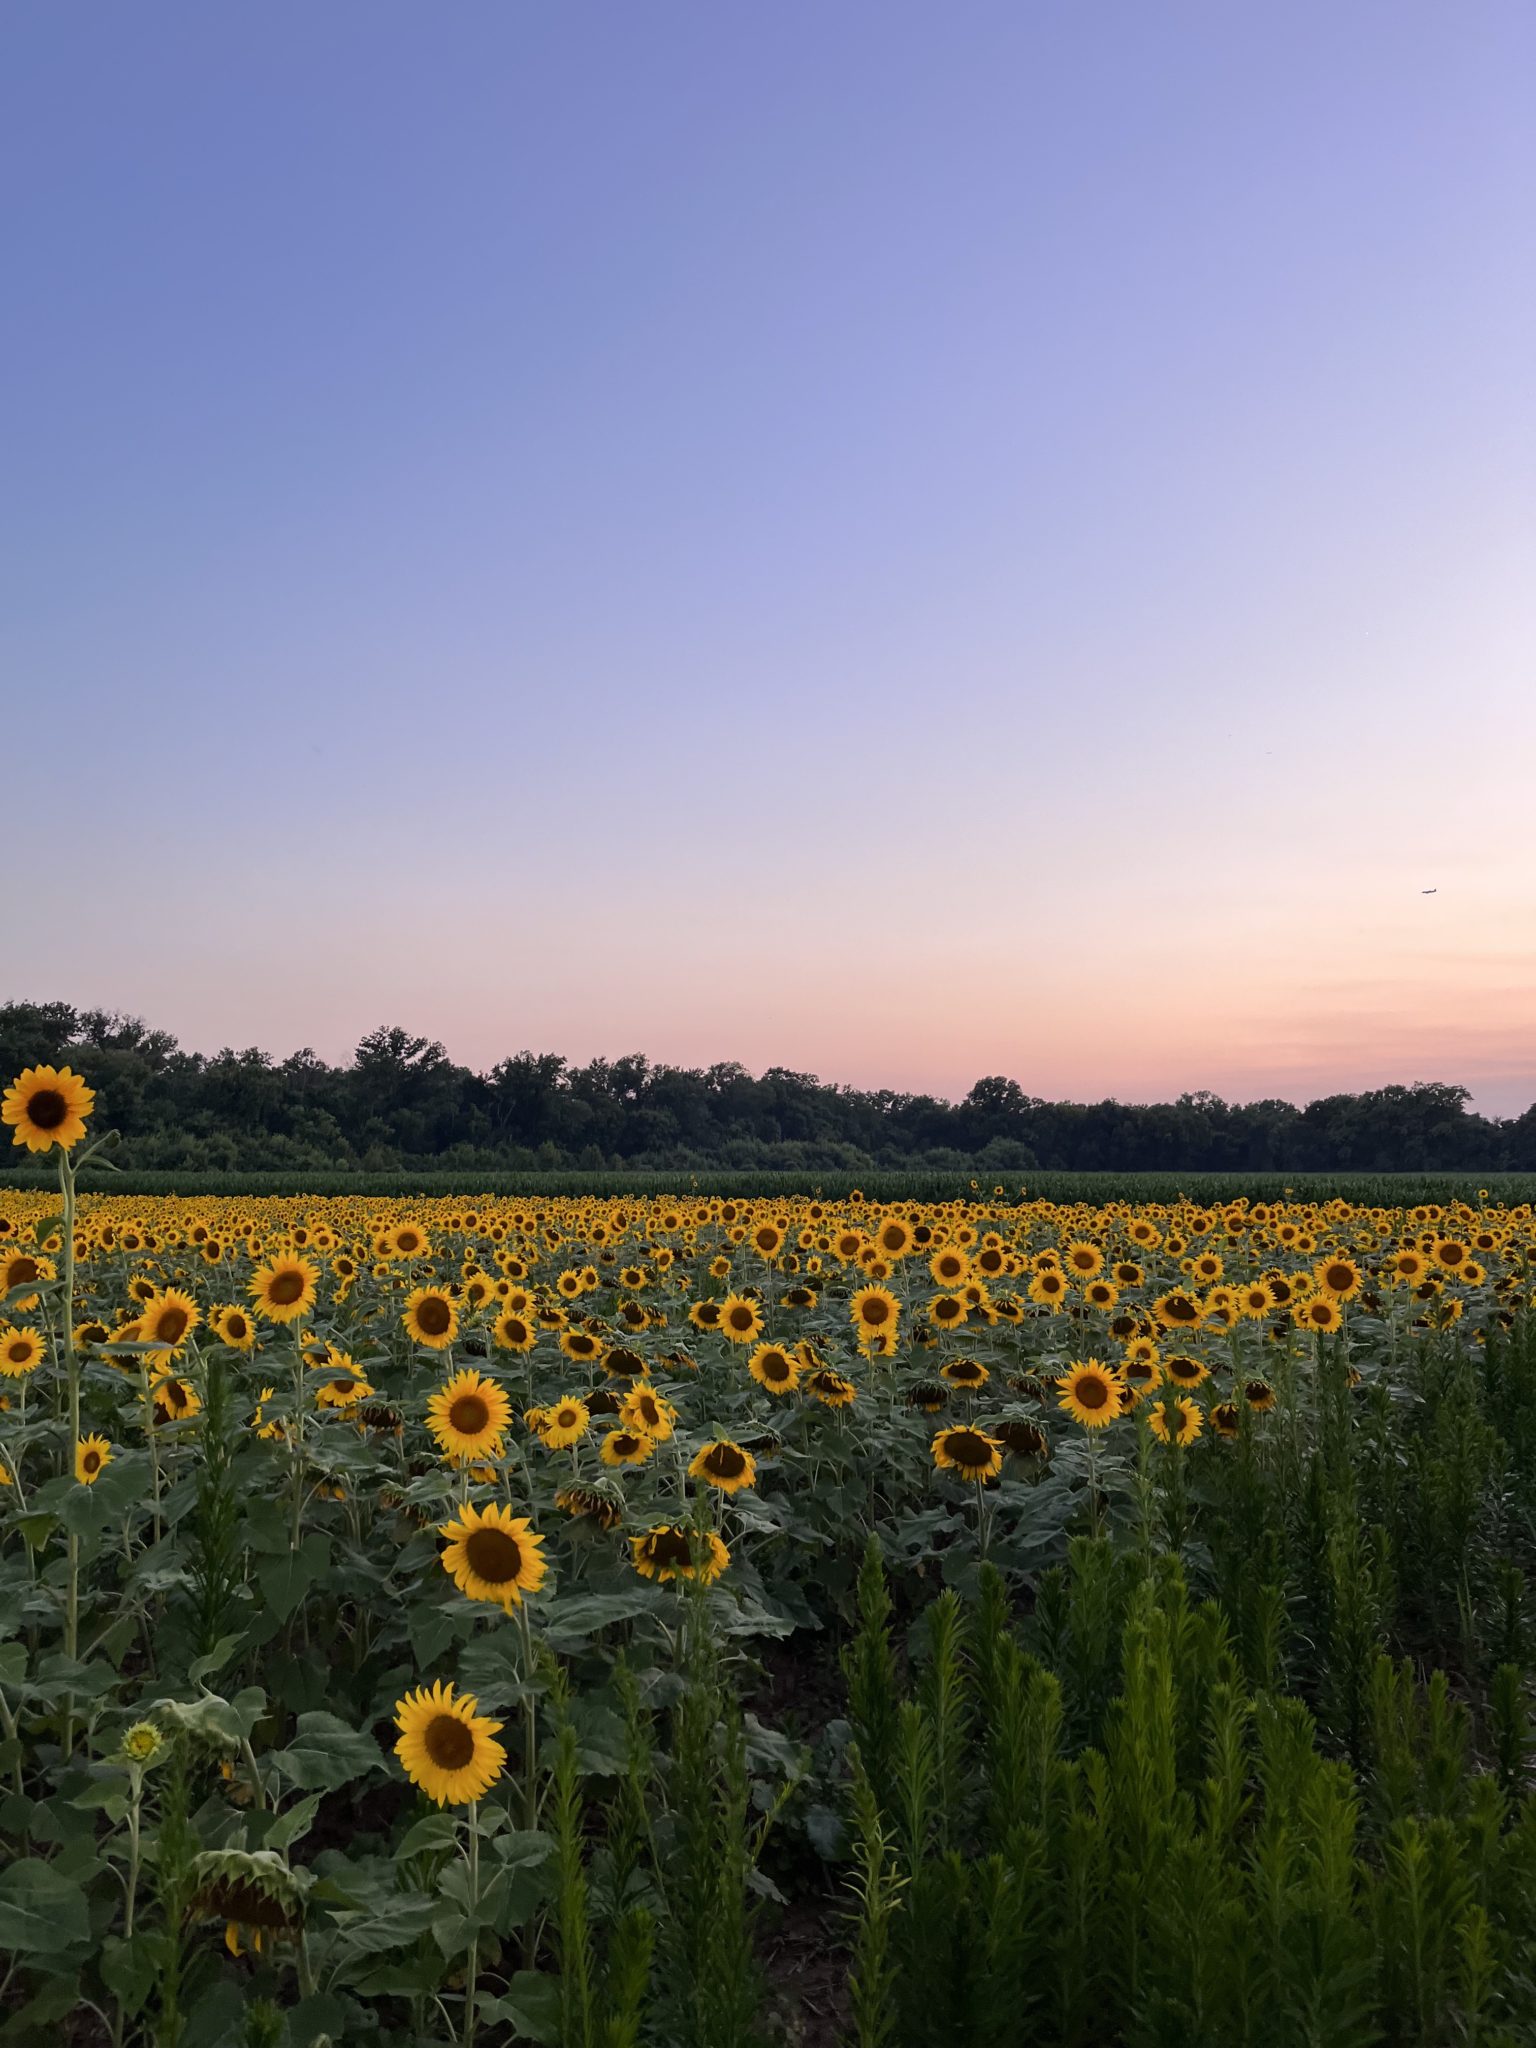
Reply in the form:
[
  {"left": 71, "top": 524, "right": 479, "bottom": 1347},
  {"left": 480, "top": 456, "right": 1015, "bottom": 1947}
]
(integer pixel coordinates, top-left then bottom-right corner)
[
  {"left": 449, "top": 1394, "right": 490, "bottom": 1434},
  {"left": 861, "top": 1298, "right": 891, "bottom": 1324},
  {"left": 705, "top": 1444, "right": 746, "bottom": 1479},
  {"left": 463, "top": 1526, "right": 522, "bottom": 1582},
  {"left": 83, "top": 1450, "right": 101, "bottom": 1473},
  {"left": 611, "top": 1433, "right": 641, "bottom": 1456},
  {"left": 727, "top": 1307, "right": 753, "bottom": 1329},
  {"left": 8, "top": 1341, "right": 31, "bottom": 1363},
  {"left": 1326, "top": 1266, "right": 1351, "bottom": 1288},
  {"left": 269, "top": 1271, "right": 305, "bottom": 1306},
  {"left": 424, "top": 1713, "right": 477, "bottom": 1769},
  {"left": 8, "top": 1259, "right": 38, "bottom": 1286},
  {"left": 1076, "top": 1375, "right": 1110, "bottom": 1409},
  {"left": 154, "top": 1307, "right": 189, "bottom": 1344},
  {"left": 649, "top": 1529, "right": 693, "bottom": 1568},
  {"left": 397, "top": 1232, "right": 421, "bottom": 1252},
  {"left": 227, "top": 1317, "right": 247, "bottom": 1338},
  {"left": 762, "top": 1354, "right": 791, "bottom": 1380},
  {"left": 948, "top": 1430, "right": 993, "bottom": 1468},
  {"left": 503, "top": 1319, "right": 528, "bottom": 1343},
  {"left": 416, "top": 1298, "right": 451, "bottom": 1336},
  {"left": 26, "top": 1089, "right": 69, "bottom": 1130}
]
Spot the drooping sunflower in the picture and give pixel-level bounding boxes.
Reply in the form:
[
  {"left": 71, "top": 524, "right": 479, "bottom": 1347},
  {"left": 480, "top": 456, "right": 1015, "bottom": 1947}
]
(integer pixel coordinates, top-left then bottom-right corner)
[
  {"left": 1148, "top": 1396, "right": 1204, "bottom": 1445},
  {"left": 0, "top": 1327, "right": 44, "bottom": 1377},
  {"left": 747, "top": 1342, "right": 800, "bottom": 1394},
  {"left": 993, "top": 1418, "right": 1049, "bottom": 1460},
  {"left": 931, "top": 1426, "right": 1004, "bottom": 1482},
  {"left": 940, "top": 1356, "right": 989, "bottom": 1389},
  {"left": 850, "top": 1286, "right": 899, "bottom": 1345},
  {"left": 1209, "top": 1401, "right": 1241, "bottom": 1439},
  {"left": 439, "top": 1502, "right": 547, "bottom": 1611},
  {"left": 1162, "top": 1354, "right": 1210, "bottom": 1388},
  {"left": 212, "top": 1305, "right": 257, "bottom": 1351},
  {"left": 805, "top": 1367, "right": 856, "bottom": 1408},
  {"left": 622, "top": 1386, "right": 677, "bottom": 1441},
  {"left": 600, "top": 1427, "right": 655, "bottom": 1468},
  {"left": 1056, "top": 1359, "right": 1121, "bottom": 1429},
  {"left": 2, "top": 1065, "right": 95, "bottom": 1153},
  {"left": 394, "top": 1680, "right": 507, "bottom": 1805},
  {"left": 75, "top": 1434, "right": 113, "bottom": 1484},
  {"left": 906, "top": 1380, "right": 949, "bottom": 1414},
  {"left": 403, "top": 1288, "right": 459, "bottom": 1350},
  {"left": 1244, "top": 1378, "right": 1277, "bottom": 1412},
  {"left": 539, "top": 1398, "right": 591, "bottom": 1450},
  {"left": 555, "top": 1484, "right": 623, "bottom": 1530},
  {"left": 630, "top": 1523, "right": 730, "bottom": 1585},
  {"left": 689, "top": 1439, "right": 756, "bottom": 1493},
  {"left": 150, "top": 1365, "right": 202, "bottom": 1425},
  {"left": 249, "top": 1256, "right": 319, "bottom": 1326},
  {"left": 717, "top": 1294, "right": 765, "bottom": 1345},
  {"left": 427, "top": 1370, "right": 511, "bottom": 1458}
]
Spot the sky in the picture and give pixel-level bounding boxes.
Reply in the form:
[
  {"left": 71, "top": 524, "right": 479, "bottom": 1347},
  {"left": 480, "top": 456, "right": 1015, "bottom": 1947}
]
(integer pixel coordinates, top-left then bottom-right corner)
[{"left": 4, "top": 4, "right": 1534, "bottom": 1112}]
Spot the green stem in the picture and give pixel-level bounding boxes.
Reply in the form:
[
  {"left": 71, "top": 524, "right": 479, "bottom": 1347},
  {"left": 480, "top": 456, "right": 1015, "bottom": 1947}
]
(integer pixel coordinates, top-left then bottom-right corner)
[{"left": 462, "top": 1804, "right": 480, "bottom": 2048}]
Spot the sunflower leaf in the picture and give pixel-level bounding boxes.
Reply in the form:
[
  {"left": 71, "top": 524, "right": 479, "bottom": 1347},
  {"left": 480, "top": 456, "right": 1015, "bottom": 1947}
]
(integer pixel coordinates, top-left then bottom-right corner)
[{"left": 270, "top": 1710, "right": 383, "bottom": 1791}]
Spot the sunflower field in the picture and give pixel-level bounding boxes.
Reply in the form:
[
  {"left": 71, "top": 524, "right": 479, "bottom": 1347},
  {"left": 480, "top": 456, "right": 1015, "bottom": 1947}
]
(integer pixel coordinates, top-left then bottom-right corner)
[{"left": 6, "top": 1070, "right": 1536, "bottom": 2045}]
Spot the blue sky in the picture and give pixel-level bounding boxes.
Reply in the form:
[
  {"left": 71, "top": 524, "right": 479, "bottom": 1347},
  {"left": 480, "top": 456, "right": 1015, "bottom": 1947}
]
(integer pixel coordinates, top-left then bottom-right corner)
[{"left": 5, "top": 4, "right": 1534, "bottom": 1107}]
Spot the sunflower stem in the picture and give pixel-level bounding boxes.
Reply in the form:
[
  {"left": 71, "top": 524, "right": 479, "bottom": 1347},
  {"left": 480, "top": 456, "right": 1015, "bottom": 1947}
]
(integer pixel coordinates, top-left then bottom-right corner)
[
  {"left": 462, "top": 1803, "right": 480, "bottom": 2048},
  {"left": 59, "top": 1147, "right": 80, "bottom": 1756}
]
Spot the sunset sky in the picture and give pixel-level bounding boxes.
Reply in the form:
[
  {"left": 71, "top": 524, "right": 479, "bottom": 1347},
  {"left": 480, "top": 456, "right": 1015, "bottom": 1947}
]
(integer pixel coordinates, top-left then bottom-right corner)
[{"left": 6, "top": 4, "right": 1535, "bottom": 1111}]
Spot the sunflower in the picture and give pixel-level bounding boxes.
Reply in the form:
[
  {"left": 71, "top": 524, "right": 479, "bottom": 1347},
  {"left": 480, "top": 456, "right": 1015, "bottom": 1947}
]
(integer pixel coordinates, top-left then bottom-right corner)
[
  {"left": 1295, "top": 1296, "right": 1343, "bottom": 1333},
  {"left": 492, "top": 1309, "right": 537, "bottom": 1353},
  {"left": 850, "top": 1286, "right": 899, "bottom": 1344},
  {"left": 747, "top": 1343, "right": 800, "bottom": 1394},
  {"left": 630, "top": 1523, "right": 730, "bottom": 1585},
  {"left": 0, "top": 1327, "right": 44, "bottom": 1377},
  {"left": 622, "top": 1386, "right": 677, "bottom": 1440},
  {"left": 555, "top": 1484, "right": 624, "bottom": 1530},
  {"left": 1154, "top": 1290, "right": 1204, "bottom": 1330},
  {"left": 928, "top": 1293, "right": 968, "bottom": 1330},
  {"left": 906, "top": 1380, "right": 949, "bottom": 1413},
  {"left": 1056, "top": 1360, "right": 1121, "bottom": 1429},
  {"left": 717, "top": 1294, "right": 764, "bottom": 1345},
  {"left": 1209, "top": 1401, "right": 1241, "bottom": 1439},
  {"left": 1244, "top": 1379, "right": 1277, "bottom": 1412},
  {"left": 0, "top": 1251, "right": 53, "bottom": 1310},
  {"left": 1082, "top": 1279, "right": 1120, "bottom": 1311},
  {"left": 559, "top": 1328, "right": 603, "bottom": 1365},
  {"left": 1432, "top": 1239, "right": 1470, "bottom": 1272},
  {"left": 394, "top": 1680, "right": 507, "bottom": 1805},
  {"left": 806, "top": 1367, "right": 857, "bottom": 1408},
  {"left": 940, "top": 1356, "right": 989, "bottom": 1390},
  {"left": 1063, "top": 1241, "right": 1104, "bottom": 1279},
  {"left": 439, "top": 1502, "right": 547, "bottom": 1611},
  {"left": 602, "top": 1345, "right": 649, "bottom": 1380},
  {"left": 403, "top": 1288, "right": 459, "bottom": 1350},
  {"left": 141, "top": 1288, "right": 201, "bottom": 1353},
  {"left": 1162, "top": 1354, "right": 1209, "bottom": 1388},
  {"left": 387, "top": 1221, "right": 432, "bottom": 1260},
  {"left": 249, "top": 1256, "right": 319, "bottom": 1326},
  {"left": 1028, "top": 1270, "right": 1069, "bottom": 1309},
  {"left": 874, "top": 1217, "right": 915, "bottom": 1260},
  {"left": 1316, "top": 1257, "right": 1363, "bottom": 1300},
  {"left": 75, "top": 1434, "right": 113, "bottom": 1484},
  {"left": 689, "top": 1439, "right": 756, "bottom": 1493},
  {"left": 992, "top": 1419, "right": 1048, "bottom": 1460},
  {"left": 750, "top": 1220, "right": 786, "bottom": 1261},
  {"left": 314, "top": 1364, "right": 374, "bottom": 1413},
  {"left": 600, "top": 1428, "right": 655, "bottom": 1468},
  {"left": 540, "top": 1398, "right": 591, "bottom": 1450},
  {"left": 1148, "top": 1396, "right": 1204, "bottom": 1445},
  {"left": 2, "top": 1065, "right": 95, "bottom": 1153},
  {"left": 150, "top": 1366, "right": 202, "bottom": 1425},
  {"left": 931, "top": 1426, "right": 1004, "bottom": 1482},
  {"left": 212, "top": 1305, "right": 257, "bottom": 1351},
  {"left": 423, "top": 1369, "right": 508, "bottom": 1456}
]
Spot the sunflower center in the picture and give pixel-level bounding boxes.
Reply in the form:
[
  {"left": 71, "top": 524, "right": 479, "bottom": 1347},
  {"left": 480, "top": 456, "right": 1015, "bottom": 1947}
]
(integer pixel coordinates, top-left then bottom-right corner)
[
  {"left": 649, "top": 1529, "right": 693, "bottom": 1568},
  {"left": 611, "top": 1433, "right": 641, "bottom": 1456},
  {"left": 269, "top": 1271, "right": 305, "bottom": 1306},
  {"left": 449, "top": 1394, "right": 491, "bottom": 1435},
  {"left": 727, "top": 1307, "right": 753, "bottom": 1330},
  {"left": 8, "top": 1259, "right": 39, "bottom": 1286},
  {"left": 705, "top": 1444, "right": 746, "bottom": 1479},
  {"left": 463, "top": 1527, "right": 523, "bottom": 1583},
  {"left": 416, "top": 1298, "right": 451, "bottom": 1336},
  {"left": 8, "top": 1341, "right": 31, "bottom": 1364},
  {"left": 948, "top": 1430, "right": 993, "bottom": 1468},
  {"left": 26, "top": 1089, "right": 69, "bottom": 1130},
  {"left": 154, "top": 1307, "right": 190, "bottom": 1344},
  {"left": 83, "top": 1450, "right": 101, "bottom": 1473},
  {"left": 1075, "top": 1375, "right": 1109, "bottom": 1410},
  {"left": 424, "top": 1713, "right": 477, "bottom": 1769}
]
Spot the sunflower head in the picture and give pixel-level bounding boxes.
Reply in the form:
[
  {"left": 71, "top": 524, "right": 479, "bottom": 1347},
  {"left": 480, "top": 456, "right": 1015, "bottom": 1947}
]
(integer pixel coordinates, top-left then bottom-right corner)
[
  {"left": 439, "top": 1502, "right": 548, "bottom": 1611},
  {"left": 394, "top": 1680, "right": 507, "bottom": 1806},
  {"left": 2, "top": 1066, "right": 95, "bottom": 1153}
]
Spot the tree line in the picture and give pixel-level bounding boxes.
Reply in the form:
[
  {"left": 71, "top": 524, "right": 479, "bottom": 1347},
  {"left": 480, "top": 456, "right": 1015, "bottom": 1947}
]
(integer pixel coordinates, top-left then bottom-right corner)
[{"left": 2, "top": 999, "right": 1532, "bottom": 1175}]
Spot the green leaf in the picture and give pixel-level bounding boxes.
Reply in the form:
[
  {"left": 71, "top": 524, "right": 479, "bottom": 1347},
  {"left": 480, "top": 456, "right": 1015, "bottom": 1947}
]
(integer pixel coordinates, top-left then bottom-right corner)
[
  {"left": 255, "top": 1534, "right": 329, "bottom": 1622},
  {"left": 16, "top": 1513, "right": 57, "bottom": 1552},
  {"left": 188, "top": 1631, "right": 246, "bottom": 1685},
  {"left": 270, "top": 1710, "right": 382, "bottom": 1791},
  {"left": 536, "top": 1588, "right": 659, "bottom": 1650},
  {"left": 395, "top": 1811, "right": 460, "bottom": 1859},
  {"left": 0, "top": 1859, "right": 90, "bottom": 1952},
  {"left": 477, "top": 1972, "right": 561, "bottom": 2044},
  {"left": 263, "top": 1791, "right": 322, "bottom": 1850},
  {"left": 328, "top": 1891, "right": 438, "bottom": 1963},
  {"left": 100, "top": 1932, "right": 157, "bottom": 2016}
]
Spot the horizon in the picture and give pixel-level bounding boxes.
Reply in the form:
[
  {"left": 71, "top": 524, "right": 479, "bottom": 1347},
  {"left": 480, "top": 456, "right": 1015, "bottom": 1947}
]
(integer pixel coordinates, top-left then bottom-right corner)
[{"left": 6, "top": 5, "right": 1535, "bottom": 1114}]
